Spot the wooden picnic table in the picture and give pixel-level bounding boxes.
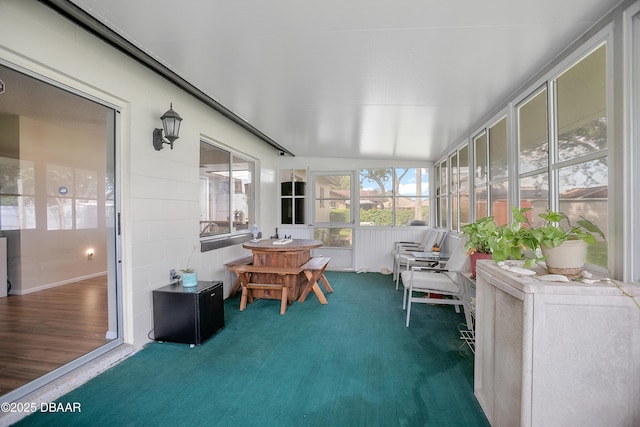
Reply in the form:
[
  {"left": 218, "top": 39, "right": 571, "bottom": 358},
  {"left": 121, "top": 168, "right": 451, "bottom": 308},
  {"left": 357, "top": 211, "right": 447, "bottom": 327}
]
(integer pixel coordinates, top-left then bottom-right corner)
[{"left": 226, "top": 239, "right": 332, "bottom": 312}]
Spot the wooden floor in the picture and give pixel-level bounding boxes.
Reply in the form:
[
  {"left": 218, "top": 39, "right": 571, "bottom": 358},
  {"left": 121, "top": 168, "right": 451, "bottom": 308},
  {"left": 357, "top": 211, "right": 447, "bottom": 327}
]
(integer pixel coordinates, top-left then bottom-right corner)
[{"left": 0, "top": 276, "right": 109, "bottom": 396}]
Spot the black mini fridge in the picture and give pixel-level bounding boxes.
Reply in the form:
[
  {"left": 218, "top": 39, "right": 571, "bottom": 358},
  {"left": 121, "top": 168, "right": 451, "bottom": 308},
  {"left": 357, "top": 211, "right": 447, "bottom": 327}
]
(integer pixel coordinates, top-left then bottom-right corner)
[{"left": 153, "top": 280, "right": 224, "bottom": 345}]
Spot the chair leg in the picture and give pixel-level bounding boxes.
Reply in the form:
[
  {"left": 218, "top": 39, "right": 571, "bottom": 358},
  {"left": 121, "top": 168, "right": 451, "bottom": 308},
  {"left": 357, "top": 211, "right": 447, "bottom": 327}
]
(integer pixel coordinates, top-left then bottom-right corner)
[
  {"left": 394, "top": 254, "right": 407, "bottom": 290},
  {"left": 393, "top": 257, "right": 398, "bottom": 286},
  {"left": 393, "top": 255, "right": 399, "bottom": 282},
  {"left": 401, "top": 274, "right": 409, "bottom": 310},
  {"left": 396, "top": 259, "right": 410, "bottom": 290},
  {"left": 463, "top": 302, "right": 474, "bottom": 330},
  {"left": 405, "top": 295, "right": 412, "bottom": 327}
]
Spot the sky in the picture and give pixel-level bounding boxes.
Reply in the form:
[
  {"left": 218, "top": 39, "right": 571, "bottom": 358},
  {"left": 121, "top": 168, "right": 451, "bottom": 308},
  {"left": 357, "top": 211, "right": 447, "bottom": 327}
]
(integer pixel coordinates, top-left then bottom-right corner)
[{"left": 360, "top": 168, "right": 429, "bottom": 197}]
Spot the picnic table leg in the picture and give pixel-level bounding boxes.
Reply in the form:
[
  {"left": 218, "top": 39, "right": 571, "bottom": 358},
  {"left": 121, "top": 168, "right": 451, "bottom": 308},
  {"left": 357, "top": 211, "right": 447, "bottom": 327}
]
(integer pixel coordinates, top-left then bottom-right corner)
[
  {"left": 319, "top": 273, "right": 333, "bottom": 293},
  {"left": 299, "top": 270, "right": 328, "bottom": 304},
  {"left": 229, "top": 273, "right": 242, "bottom": 298},
  {"left": 240, "top": 286, "right": 248, "bottom": 311},
  {"left": 237, "top": 273, "right": 252, "bottom": 310},
  {"left": 279, "top": 285, "right": 288, "bottom": 315},
  {"left": 310, "top": 282, "right": 328, "bottom": 304}
]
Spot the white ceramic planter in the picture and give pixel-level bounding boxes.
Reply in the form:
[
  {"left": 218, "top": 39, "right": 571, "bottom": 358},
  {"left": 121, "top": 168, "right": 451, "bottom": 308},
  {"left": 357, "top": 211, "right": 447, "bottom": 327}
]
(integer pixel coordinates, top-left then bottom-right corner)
[
  {"left": 182, "top": 272, "right": 198, "bottom": 287},
  {"left": 540, "top": 239, "right": 587, "bottom": 276}
]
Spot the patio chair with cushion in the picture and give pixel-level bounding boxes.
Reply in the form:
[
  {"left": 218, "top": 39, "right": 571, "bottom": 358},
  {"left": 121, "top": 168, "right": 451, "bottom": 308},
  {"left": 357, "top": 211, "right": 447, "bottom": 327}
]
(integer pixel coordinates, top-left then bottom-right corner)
[
  {"left": 393, "top": 228, "right": 446, "bottom": 289},
  {"left": 401, "top": 235, "right": 472, "bottom": 327}
]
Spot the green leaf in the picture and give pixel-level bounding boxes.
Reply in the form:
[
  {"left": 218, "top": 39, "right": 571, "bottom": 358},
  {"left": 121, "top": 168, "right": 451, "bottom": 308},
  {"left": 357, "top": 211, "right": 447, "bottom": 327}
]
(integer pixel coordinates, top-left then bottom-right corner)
[
  {"left": 512, "top": 207, "right": 532, "bottom": 224},
  {"left": 577, "top": 218, "right": 605, "bottom": 240}
]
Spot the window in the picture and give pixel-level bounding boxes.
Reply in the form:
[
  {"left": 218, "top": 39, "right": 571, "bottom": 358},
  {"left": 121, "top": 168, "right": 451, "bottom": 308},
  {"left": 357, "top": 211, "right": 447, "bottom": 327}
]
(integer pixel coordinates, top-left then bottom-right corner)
[
  {"left": 458, "top": 145, "right": 470, "bottom": 227},
  {"left": 433, "top": 37, "right": 609, "bottom": 271},
  {"left": 556, "top": 46, "right": 607, "bottom": 160},
  {"left": 473, "top": 132, "right": 488, "bottom": 219},
  {"left": 280, "top": 169, "right": 306, "bottom": 225},
  {"left": 466, "top": 116, "right": 510, "bottom": 227},
  {"left": 439, "top": 162, "right": 448, "bottom": 228},
  {"left": 1, "top": 160, "right": 98, "bottom": 231},
  {"left": 358, "top": 167, "right": 429, "bottom": 226},
  {"left": 199, "top": 141, "right": 255, "bottom": 238},
  {"left": 436, "top": 144, "right": 471, "bottom": 231},
  {"left": 518, "top": 43, "right": 608, "bottom": 268},
  {"left": 313, "top": 173, "right": 353, "bottom": 247},
  {"left": 554, "top": 44, "right": 608, "bottom": 268},
  {"left": 518, "top": 86, "right": 549, "bottom": 220},
  {"left": 488, "top": 117, "right": 509, "bottom": 225},
  {"left": 434, "top": 163, "right": 442, "bottom": 227},
  {"left": 450, "top": 153, "right": 458, "bottom": 230},
  {"left": 46, "top": 165, "right": 98, "bottom": 230},
  {"left": 0, "top": 158, "right": 36, "bottom": 230}
]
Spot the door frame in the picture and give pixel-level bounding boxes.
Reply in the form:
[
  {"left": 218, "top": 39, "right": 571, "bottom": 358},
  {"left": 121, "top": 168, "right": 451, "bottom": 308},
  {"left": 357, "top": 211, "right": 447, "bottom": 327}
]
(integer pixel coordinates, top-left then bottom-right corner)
[
  {"left": 309, "top": 170, "right": 355, "bottom": 270},
  {"left": 0, "top": 59, "right": 124, "bottom": 403}
]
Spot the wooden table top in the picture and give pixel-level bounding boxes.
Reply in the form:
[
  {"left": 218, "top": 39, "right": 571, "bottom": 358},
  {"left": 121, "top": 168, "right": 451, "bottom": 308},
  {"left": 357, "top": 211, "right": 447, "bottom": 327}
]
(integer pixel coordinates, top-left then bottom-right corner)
[{"left": 242, "top": 238, "right": 322, "bottom": 251}]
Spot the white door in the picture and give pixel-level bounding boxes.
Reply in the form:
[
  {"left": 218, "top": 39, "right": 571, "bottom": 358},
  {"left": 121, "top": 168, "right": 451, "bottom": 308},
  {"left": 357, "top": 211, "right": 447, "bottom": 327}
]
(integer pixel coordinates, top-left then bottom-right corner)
[{"left": 310, "top": 171, "right": 354, "bottom": 269}]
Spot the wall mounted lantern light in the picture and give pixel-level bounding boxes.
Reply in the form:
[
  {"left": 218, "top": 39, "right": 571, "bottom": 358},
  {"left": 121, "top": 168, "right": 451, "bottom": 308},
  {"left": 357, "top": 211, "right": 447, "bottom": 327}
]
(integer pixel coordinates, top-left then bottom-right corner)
[{"left": 153, "top": 103, "right": 183, "bottom": 150}]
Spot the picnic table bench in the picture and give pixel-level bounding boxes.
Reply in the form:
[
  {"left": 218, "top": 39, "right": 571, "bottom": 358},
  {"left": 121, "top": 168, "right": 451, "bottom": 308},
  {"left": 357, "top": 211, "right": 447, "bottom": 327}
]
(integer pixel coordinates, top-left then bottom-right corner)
[{"left": 227, "top": 256, "right": 332, "bottom": 314}]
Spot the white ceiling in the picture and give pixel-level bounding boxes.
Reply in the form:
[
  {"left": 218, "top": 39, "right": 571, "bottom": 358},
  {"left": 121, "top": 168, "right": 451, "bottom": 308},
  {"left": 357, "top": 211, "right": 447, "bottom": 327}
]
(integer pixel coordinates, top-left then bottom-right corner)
[{"left": 69, "top": 0, "right": 620, "bottom": 161}]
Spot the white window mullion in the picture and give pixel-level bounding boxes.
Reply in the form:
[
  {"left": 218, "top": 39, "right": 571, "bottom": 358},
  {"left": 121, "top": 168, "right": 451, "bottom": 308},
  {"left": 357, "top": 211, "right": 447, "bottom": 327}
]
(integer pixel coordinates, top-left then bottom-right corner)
[{"left": 547, "top": 79, "right": 559, "bottom": 211}]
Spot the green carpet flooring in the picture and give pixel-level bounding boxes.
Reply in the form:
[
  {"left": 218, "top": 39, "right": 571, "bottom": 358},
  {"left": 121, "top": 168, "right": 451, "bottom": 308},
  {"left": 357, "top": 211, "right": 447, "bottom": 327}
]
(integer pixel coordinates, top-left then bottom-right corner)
[{"left": 17, "top": 272, "right": 489, "bottom": 427}]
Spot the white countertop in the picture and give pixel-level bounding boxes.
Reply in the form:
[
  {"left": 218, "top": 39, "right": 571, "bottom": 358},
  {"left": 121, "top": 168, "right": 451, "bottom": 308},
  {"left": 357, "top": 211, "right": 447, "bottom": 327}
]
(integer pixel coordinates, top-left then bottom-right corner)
[{"left": 476, "top": 259, "right": 640, "bottom": 298}]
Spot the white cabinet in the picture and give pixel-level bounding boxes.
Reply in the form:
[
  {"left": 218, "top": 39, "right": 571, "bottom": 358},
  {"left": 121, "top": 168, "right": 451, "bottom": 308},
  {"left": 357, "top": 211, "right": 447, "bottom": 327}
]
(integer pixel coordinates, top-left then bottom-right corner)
[{"left": 474, "top": 261, "right": 640, "bottom": 427}]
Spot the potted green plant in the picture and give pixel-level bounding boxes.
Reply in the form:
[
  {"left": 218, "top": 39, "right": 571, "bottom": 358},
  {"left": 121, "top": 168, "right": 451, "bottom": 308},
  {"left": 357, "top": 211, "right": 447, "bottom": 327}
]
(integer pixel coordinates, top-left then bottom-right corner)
[
  {"left": 529, "top": 209, "right": 605, "bottom": 275},
  {"left": 491, "top": 207, "right": 605, "bottom": 275},
  {"left": 461, "top": 215, "right": 500, "bottom": 277},
  {"left": 181, "top": 245, "right": 198, "bottom": 287},
  {"left": 489, "top": 207, "right": 544, "bottom": 268}
]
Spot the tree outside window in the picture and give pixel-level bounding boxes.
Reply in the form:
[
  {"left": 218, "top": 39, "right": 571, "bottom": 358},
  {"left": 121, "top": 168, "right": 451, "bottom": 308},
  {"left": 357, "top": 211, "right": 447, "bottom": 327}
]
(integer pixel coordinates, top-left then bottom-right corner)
[{"left": 359, "top": 168, "right": 428, "bottom": 226}]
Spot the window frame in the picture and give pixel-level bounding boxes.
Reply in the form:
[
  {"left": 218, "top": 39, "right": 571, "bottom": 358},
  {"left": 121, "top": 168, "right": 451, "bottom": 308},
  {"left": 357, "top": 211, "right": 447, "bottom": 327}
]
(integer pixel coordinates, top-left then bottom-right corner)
[
  {"left": 357, "top": 167, "right": 429, "bottom": 227},
  {"left": 279, "top": 169, "right": 308, "bottom": 226},
  {"left": 199, "top": 139, "right": 257, "bottom": 247},
  {"left": 433, "top": 27, "right": 612, "bottom": 275},
  {"left": 473, "top": 130, "right": 488, "bottom": 220},
  {"left": 487, "top": 115, "right": 509, "bottom": 226}
]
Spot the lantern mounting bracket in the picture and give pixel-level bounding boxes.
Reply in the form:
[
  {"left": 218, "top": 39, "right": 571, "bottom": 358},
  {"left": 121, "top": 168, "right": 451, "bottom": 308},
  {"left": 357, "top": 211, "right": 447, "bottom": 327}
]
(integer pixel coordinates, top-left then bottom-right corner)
[{"left": 153, "top": 128, "right": 173, "bottom": 150}]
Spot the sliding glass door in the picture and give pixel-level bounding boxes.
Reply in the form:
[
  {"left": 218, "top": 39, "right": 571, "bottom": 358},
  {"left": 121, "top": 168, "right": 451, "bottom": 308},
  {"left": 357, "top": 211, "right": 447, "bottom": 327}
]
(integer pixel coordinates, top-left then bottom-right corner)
[{"left": 0, "top": 62, "right": 121, "bottom": 400}]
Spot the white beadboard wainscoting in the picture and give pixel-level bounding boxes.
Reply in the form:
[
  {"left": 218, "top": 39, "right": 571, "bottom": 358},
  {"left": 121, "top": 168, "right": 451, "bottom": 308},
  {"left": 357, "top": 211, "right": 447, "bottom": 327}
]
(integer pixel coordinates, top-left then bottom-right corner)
[
  {"left": 277, "top": 227, "right": 457, "bottom": 273},
  {"left": 354, "top": 227, "right": 427, "bottom": 273}
]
